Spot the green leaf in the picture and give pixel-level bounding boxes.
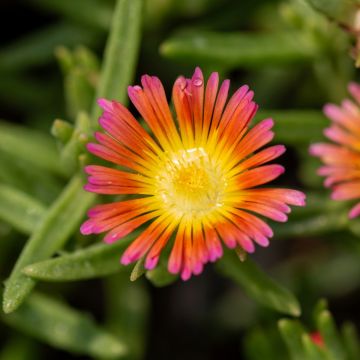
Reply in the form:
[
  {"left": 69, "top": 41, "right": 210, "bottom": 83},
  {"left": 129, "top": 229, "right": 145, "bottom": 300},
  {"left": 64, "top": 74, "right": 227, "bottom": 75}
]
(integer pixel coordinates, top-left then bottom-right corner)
[
  {"left": 92, "top": 0, "right": 144, "bottom": 124},
  {"left": 255, "top": 110, "right": 328, "bottom": 145},
  {"left": 64, "top": 69, "right": 95, "bottom": 119},
  {"left": 313, "top": 299, "right": 329, "bottom": 325},
  {"left": 3, "top": 175, "right": 95, "bottom": 313},
  {"left": 23, "top": 237, "right": 135, "bottom": 281},
  {"left": 3, "top": 292, "right": 127, "bottom": 358},
  {"left": 278, "top": 319, "right": 307, "bottom": 360},
  {"left": 0, "top": 184, "right": 46, "bottom": 234},
  {"left": 244, "top": 327, "right": 286, "bottom": 360},
  {"left": 130, "top": 257, "right": 146, "bottom": 282},
  {"left": 51, "top": 119, "right": 74, "bottom": 145},
  {"left": 0, "top": 120, "right": 66, "bottom": 177},
  {"left": 283, "top": 192, "right": 339, "bottom": 218},
  {"left": 272, "top": 210, "right": 349, "bottom": 239},
  {"left": 161, "top": 30, "right": 319, "bottom": 68},
  {"left": 56, "top": 46, "right": 99, "bottom": 119},
  {"left": 317, "top": 310, "right": 346, "bottom": 360},
  {"left": 218, "top": 251, "right": 301, "bottom": 316},
  {"left": 302, "top": 334, "right": 326, "bottom": 360},
  {"left": 341, "top": 322, "right": 360, "bottom": 360}
]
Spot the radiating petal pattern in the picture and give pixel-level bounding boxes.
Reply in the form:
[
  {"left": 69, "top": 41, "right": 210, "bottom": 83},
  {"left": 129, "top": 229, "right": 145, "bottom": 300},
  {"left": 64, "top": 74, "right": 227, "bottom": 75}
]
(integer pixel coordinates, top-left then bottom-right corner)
[
  {"left": 310, "top": 82, "right": 360, "bottom": 219},
  {"left": 81, "top": 67, "right": 306, "bottom": 280}
]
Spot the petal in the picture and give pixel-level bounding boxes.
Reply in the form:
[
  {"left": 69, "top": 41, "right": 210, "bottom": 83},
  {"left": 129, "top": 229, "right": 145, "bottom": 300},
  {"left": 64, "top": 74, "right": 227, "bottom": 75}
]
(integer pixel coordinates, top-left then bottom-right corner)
[
  {"left": 172, "top": 76, "right": 194, "bottom": 148},
  {"left": 234, "top": 164, "right": 285, "bottom": 190},
  {"left": 128, "top": 85, "right": 173, "bottom": 151},
  {"left": 332, "top": 182, "right": 360, "bottom": 200},
  {"left": 209, "top": 79, "right": 230, "bottom": 132},
  {"left": 228, "top": 145, "right": 286, "bottom": 176},
  {"left": 141, "top": 75, "right": 182, "bottom": 148},
  {"left": 121, "top": 214, "right": 173, "bottom": 265},
  {"left": 168, "top": 220, "right": 185, "bottom": 274},
  {"left": 201, "top": 72, "right": 219, "bottom": 143},
  {"left": 190, "top": 67, "right": 205, "bottom": 143}
]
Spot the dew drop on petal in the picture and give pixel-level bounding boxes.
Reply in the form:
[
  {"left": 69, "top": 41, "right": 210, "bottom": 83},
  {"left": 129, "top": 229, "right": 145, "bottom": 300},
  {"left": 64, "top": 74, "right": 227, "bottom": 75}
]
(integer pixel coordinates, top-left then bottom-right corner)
[{"left": 193, "top": 78, "right": 203, "bottom": 87}]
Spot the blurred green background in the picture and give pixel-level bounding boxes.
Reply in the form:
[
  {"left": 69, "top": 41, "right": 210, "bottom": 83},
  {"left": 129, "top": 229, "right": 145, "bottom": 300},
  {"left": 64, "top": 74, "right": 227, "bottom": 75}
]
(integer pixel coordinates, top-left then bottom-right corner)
[{"left": 1, "top": 0, "right": 360, "bottom": 359}]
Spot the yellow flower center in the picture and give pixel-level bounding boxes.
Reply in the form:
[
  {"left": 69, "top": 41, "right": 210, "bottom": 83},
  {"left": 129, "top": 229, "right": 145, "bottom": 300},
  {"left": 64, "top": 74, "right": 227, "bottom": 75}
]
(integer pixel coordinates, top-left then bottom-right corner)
[{"left": 155, "top": 148, "right": 226, "bottom": 216}]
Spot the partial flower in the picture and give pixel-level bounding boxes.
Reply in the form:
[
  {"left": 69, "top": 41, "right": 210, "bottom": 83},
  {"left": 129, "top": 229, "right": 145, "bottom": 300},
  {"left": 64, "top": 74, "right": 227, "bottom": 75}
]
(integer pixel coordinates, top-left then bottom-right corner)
[
  {"left": 81, "top": 67, "right": 305, "bottom": 280},
  {"left": 310, "top": 82, "right": 360, "bottom": 219}
]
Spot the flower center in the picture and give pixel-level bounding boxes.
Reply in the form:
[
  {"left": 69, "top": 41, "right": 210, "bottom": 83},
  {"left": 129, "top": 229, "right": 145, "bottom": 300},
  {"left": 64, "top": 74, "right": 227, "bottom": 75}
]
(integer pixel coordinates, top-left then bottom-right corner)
[{"left": 156, "top": 148, "right": 225, "bottom": 216}]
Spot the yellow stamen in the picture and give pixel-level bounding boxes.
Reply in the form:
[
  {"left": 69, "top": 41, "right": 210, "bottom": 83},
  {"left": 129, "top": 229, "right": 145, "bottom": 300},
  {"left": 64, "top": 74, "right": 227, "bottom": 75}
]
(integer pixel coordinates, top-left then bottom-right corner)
[{"left": 155, "top": 147, "right": 226, "bottom": 216}]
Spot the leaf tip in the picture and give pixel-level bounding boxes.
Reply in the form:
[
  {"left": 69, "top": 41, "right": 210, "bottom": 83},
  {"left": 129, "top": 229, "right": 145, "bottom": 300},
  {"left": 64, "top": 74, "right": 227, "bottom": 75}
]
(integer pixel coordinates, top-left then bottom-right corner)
[
  {"left": 2, "top": 297, "right": 18, "bottom": 314},
  {"left": 289, "top": 302, "right": 302, "bottom": 317},
  {"left": 278, "top": 319, "right": 289, "bottom": 331},
  {"left": 21, "top": 265, "right": 36, "bottom": 277}
]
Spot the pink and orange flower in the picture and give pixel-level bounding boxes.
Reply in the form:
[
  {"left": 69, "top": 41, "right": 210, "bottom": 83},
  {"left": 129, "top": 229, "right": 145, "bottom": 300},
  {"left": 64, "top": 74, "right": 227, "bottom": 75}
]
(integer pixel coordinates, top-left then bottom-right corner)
[
  {"left": 310, "top": 82, "right": 360, "bottom": 219},
  {"left": 80, "top": 67, "right": 305, "bottom": 280}
]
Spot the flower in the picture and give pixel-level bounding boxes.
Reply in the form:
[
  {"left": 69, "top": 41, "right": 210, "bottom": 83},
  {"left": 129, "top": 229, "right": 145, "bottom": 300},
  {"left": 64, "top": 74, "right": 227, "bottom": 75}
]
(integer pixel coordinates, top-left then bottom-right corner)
[
  {"left": 310, "top": 82, "right": 360, "bottom": 219},
  {"left": 80, "top": 67, "right": 305, "bottom": 280}
]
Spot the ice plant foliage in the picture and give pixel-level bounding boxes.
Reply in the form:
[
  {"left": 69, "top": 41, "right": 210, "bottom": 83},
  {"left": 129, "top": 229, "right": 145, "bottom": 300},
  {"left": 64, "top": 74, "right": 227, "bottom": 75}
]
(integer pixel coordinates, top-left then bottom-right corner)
[
  {"left": 310, "top": 82, "right": 360, "bottom": 219},
  {"left": 80, "top": 67, "right": 305, "bottom": 280}
]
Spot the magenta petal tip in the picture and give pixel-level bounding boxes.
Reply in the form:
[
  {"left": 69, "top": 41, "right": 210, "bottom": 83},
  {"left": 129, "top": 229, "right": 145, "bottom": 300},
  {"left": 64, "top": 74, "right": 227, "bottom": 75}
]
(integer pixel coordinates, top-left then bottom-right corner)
[
  {"left": 120, "top": 255, "right": 131, "bottom": 265},
  {"left": 349, "top": 203, "right": 360, "bottom": 219},
  {"left": 145, "top": 256, "right": 159, "bottom": 270},
  {"left": 80, "top": 221, "right": 93, "bottom": 235},
  {"left": 181, "top": 267, "right": 192, "bottom": 281}
]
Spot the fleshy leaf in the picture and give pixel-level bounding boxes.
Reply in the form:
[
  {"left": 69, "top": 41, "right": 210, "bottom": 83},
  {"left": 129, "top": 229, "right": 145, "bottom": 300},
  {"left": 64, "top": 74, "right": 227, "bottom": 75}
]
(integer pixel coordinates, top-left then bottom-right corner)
[
  {"left": 56, "top": 46, "right": 99, "bottom": 119},
  {"left": 255, "top": 110, "right": 328, "bottom": 145},
  {"left": 2, "top": 292, "right": 127, "bottom": 358},
  {"left": 244, "top": 327, "right": 286, "bottom": 360},
  {"left": 302, "top": 334, "right": 326, "bottom": 360},
  {"left": 342, "top": 322, "right": 360, "bottom": 360},
  {"left": 3, "top": 175, "right": 95, "bottom": 313},
  {"left": 91, "top": 0, "right": 143, "bottom": 123},
  {"left": 23, "top": 236, "right": 135, "bottom": 281},
  {"left": 278, "top": 319, "right": 307, "bottom": 360},
  {"left": 161, "top": 30, "right": 319, "bottom": 68},
  {"left": 317, "top": 310, "right": 346, "bottom": 360},
  {"left": 130, "top": 257, "right": 146, "bottom": 282},
  {"left": 218, "top": 251, "right": 301, "bottom": 316}
]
